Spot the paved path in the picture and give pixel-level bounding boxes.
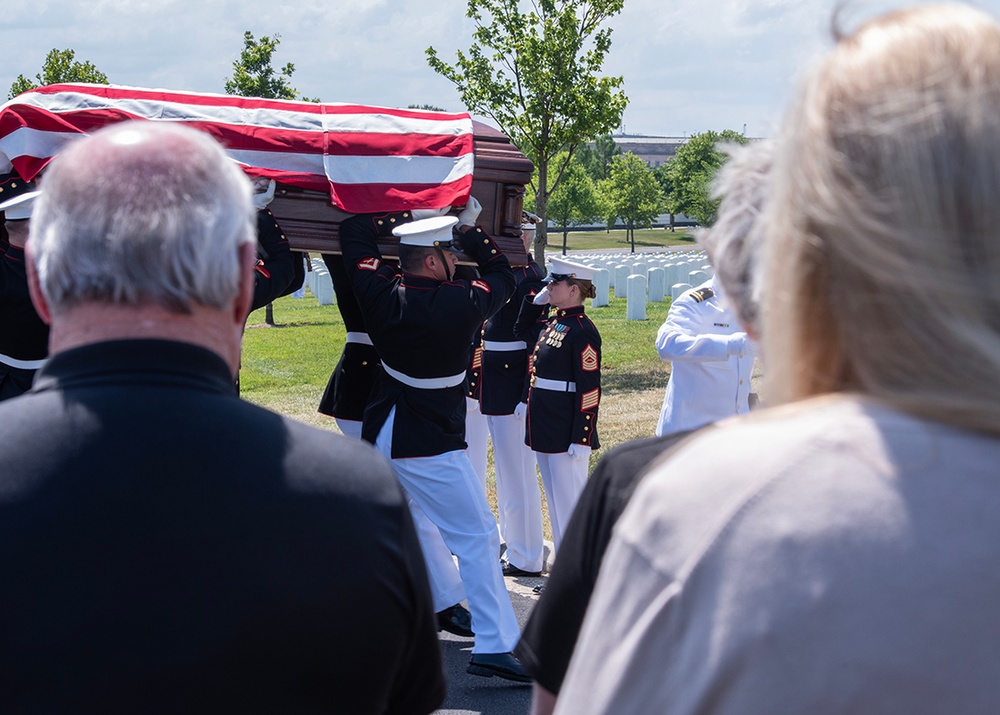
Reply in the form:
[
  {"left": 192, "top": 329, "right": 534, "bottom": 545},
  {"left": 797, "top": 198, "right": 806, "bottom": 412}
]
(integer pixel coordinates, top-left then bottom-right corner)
[{"left": 433, "top": 573, "right": 546, "bottom": 715}]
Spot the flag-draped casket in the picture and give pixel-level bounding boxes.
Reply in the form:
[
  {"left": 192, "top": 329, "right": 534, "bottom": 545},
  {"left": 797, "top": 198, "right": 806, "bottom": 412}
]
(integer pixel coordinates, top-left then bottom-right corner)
[{"left": 0, "top": 83, "right": 533, "bottom": 264}]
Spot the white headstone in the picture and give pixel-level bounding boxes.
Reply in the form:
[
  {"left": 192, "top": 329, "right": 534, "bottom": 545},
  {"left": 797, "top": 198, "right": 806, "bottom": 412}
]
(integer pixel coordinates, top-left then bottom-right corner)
[
  {"left": 614, "top": 264, "right": 632, "bottom": 299},
  {"left": 626, "top": 274, "right": 647, "bottom": 320},
  {"left": 592, "top": 267, "right": 610, "bottom": 307},
  {"left": 688, "top": 269, "right": 709, "bottom": 286},
  {"left": 671, "top": 282, "right": 693, "bottom": 302},
  {"left": 648, "top": 267, "right": 665, "bottom": 302},
  {"left": 313, "top": 268, "right": 335, "bottom": 305}
]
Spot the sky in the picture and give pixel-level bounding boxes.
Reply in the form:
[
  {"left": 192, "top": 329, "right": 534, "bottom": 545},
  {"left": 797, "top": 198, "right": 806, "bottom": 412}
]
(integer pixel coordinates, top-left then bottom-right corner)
[{"left": 4, "top": 0, "right": 1000, "bottom": 140}]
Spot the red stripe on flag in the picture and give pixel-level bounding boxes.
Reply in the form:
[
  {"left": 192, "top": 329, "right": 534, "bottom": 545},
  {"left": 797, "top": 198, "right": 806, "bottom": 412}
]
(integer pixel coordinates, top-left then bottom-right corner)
[{"left": 330, "top": 176, "right": 474, "bottom": 214}]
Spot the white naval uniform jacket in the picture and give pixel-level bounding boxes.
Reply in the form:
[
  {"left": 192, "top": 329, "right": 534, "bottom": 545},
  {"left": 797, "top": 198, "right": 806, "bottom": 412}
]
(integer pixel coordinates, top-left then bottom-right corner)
[{"left": 655, "top": 280, "right": 756, "bottom": 436}]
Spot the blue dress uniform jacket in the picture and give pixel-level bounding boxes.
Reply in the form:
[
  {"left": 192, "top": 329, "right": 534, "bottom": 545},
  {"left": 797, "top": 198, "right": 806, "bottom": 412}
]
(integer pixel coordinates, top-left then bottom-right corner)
[
  {"left": 479, "top": 260, "right": 546, "bottom": 416},
  {"left": 341, "top": 212, "right": 515, "bottom": 458},
  {"left": 0, "top": 240, "right": 49, "bottom": 401},
  {"left": 250, "top": 208, "right": 304, "bottom": 313},
  {"left": 318, "top": 253, "right": 384, "bottom": 422},
  {"left": 516, "top": 302, "right": 602, "bottom": 453}
]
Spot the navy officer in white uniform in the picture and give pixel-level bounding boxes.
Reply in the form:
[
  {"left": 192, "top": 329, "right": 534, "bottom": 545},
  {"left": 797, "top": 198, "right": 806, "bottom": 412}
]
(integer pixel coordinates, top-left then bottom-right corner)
[
  {"left": 655, "top": 277, "right": 757, "bottom": 436},
  {"left": 341, "top": 203, "right": 529, "bottom": 682}
]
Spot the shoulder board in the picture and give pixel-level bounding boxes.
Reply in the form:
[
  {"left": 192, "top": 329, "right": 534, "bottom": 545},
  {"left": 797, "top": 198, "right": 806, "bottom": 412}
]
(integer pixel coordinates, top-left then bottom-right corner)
[{"left": 690, "top": 287, "right": 714, "bottom": 303}]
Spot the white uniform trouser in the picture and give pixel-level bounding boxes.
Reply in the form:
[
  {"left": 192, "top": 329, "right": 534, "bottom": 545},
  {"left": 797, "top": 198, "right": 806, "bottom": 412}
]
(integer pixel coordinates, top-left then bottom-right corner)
[
  {"left": 334, "top": 418, "right": 364, "bottom": 440},
  {"left": 535, "top": 450, "right": 590, "bottom": 552},
  {"left": 376, "top": 406, "right": 521, "bottom": 653},
  {"left": 466, "top": 396, "right": 509, "bottom": 549},
  {"left": 343, "top": 414, "right": 465, "bottom": 613},
  {"left": 487, "top": 412, "right": 544, "bottom": 572},
  {"left": 465, "top": 397, "right": 490, "bottom": 492}
]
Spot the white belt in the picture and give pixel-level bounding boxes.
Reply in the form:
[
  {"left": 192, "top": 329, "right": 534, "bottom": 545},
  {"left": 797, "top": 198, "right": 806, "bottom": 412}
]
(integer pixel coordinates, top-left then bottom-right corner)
[
  {"left": 346, "top": 332, "right": 373, "bottom": 346},
  {"left": 533, "top": 377, "right": 576, "bottom": 392},
  {"left": 483, "top": 340, "right": 527, "bottom": 351},
  {"left": 382, "top": 362, "right": 466, "bottom": 390},
  {"left": 0, "top": 352, "right": 47, "bottom": 370}
]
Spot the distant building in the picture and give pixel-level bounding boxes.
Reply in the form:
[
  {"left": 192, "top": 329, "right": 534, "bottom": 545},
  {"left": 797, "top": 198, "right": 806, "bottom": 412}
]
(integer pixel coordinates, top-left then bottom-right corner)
[{"left": 607, "top": 135, "right": 689, "bottom": 167}]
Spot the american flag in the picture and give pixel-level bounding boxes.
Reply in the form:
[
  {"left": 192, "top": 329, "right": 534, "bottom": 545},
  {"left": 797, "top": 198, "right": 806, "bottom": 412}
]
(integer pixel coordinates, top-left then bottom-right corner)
[{"left": 0, "top": 83, "right": 475, "bottom": 214}]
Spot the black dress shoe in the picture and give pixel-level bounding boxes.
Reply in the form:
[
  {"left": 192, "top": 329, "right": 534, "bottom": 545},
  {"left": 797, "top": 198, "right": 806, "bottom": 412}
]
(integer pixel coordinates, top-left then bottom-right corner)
[
  {"left": 501, "top": 560, "right": 542, "bottom": 577},
  {"left": 467, "top": 652, "right": 531, "bottom": 682},
  {"left": 436, "top": 603, "right": 474, "bottom": 637}
]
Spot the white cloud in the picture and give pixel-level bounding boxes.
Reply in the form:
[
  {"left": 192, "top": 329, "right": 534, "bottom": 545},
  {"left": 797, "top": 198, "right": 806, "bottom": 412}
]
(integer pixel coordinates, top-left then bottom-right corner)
[{"left": 5, "top": 0, "right": 1000, "bottom": 135}]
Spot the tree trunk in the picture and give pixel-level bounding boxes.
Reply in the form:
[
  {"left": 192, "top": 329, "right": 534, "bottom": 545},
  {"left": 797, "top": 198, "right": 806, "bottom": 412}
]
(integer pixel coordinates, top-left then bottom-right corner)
[
  {"left": 534, "top": 165, "right": 549, "bottom": 265},
  {"left": 629, "top": 221, "right": 635, "bottom": 253},
  {"left": 562, "top": 228, "right": 568, "bottom": 255},
  {"left": 669, "top": 213, "right": 676, "bottom": 232}
]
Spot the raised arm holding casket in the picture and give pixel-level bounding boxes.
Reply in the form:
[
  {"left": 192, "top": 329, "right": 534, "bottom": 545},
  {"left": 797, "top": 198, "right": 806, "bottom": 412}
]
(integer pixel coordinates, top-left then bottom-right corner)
[{"left": 249, "top": 180, "right": 304, "bottom": 313}]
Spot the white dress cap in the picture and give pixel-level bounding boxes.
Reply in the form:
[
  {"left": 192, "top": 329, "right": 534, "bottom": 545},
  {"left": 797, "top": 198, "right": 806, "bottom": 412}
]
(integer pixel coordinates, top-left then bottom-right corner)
[
  {"left": 547, "top": 256, "right": 595, "bottom": 281},
  {"left": 0, "top": 190, "right": 41, "bottom": 220},
  {"left": 392, "top": 215, "right": 460, "bottom": 247}
]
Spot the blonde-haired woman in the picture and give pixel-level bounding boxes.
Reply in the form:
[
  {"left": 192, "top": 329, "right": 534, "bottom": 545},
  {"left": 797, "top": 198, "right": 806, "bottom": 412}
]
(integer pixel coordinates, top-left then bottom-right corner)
[{"left": 555, "top": 5, "right": 1000, "bottom": 714}]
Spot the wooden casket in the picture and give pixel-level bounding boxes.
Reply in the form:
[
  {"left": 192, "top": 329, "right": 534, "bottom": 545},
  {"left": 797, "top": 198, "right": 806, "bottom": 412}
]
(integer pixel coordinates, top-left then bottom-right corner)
[
  {"left": 0, "top": 85, "right": 534, "bottom": 265},
  {"left": 267, "top": 121, "right": 534, "bottom": 265}
]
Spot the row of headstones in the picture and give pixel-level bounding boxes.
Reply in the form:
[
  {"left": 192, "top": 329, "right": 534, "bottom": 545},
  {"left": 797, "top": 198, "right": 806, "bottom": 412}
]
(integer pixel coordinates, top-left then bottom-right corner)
[
  {"left": 308, "top": 258, "right": 336, "bottom": 305},
  {"left": 304, "top": 251, "right": 712, "bottom": 320},
  {"left": 546, "top": 250, "right": 714, "bottom": 320}
]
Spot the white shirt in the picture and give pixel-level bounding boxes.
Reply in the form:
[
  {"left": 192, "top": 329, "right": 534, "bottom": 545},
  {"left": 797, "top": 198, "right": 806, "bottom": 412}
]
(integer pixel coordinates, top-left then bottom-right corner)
[{"left": 655, "top": 279, "right": 756, "bottom": 436}]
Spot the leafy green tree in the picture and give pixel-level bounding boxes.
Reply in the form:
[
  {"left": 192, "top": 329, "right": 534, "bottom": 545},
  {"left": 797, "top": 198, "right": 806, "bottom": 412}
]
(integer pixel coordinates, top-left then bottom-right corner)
[
  {"left": 651, "top": 163, "right": 676, "bottom": 231},
  {"left": 225, "top": 32, "right": 301, "bottom": 101},
  {"left": 578, "top": 133, "right": 621, "bottom": 182},
  {"left": 600, "top": 152, "right": 663, "bottom": 252},
  {"left": 408, "top": 104, "right": 448, "bottom": 112},
  {"left": 664, "top": 129, "right": 749, "bottom": 226},
  {"left": 9, "top": 48, "right": 109, "bottom": 99},
  {"left": 427, "top": 0, "right": 628, "bottom": 263},
  {"left": 546, "top": 153, "right": 603, "bottom": 254}
]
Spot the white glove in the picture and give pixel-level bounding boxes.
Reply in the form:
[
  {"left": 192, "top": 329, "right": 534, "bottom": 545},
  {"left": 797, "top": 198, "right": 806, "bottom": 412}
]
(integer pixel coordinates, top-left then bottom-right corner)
[
  {"left": 514, "top": 402, "right": 527, "bottom": 419},
  {"left": 456, "top": 196, "right": 482, "bottom": 227},
  {"left": 252, "top": 178, "right": 276, "bottom": 209},
  {"left": 532, "top": 286, "right": 551, "bottom": 305},
  {"left": 567, "top": 443, "right": 591, "bottom": 462},
  {"left": 726, "top": 332, "right": 756, "bottom": 357},
  {"left": 411, "top": 207, "right": 450, "bottom": 220}
]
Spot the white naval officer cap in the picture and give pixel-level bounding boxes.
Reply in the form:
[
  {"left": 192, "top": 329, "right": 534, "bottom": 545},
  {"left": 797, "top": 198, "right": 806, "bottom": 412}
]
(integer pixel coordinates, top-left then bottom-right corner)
[
  {"left": 0, "top": 172, "right": 40, "bottom": 221},
  {"left": 522, "top": 210, "right": 541, "bottom": 231},
  {"left": 392, "top": 215, "right": 461, "bottom": 250},
  {"left": 546, "top": 256, "right": 595, "bottom": 282}
]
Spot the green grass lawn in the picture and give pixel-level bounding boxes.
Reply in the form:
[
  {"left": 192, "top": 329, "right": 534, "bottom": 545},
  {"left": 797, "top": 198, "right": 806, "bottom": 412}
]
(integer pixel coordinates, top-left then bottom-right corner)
[{"left": 544, "top": 226, "right": 698, "bottom": 253}]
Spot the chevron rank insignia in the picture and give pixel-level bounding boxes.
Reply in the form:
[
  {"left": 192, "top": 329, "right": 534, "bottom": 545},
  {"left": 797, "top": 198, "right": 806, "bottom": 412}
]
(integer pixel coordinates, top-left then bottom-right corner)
[
  {"left": 581, "top": 344, "right": 599, "bottom": 372},
  {"left": 691, "top": 287, "right": 714, "bottom": 303},
  {"left": 471, "top": 279, "right": 491, "bottom": 293},
  {"left": 580, "top": 388, "right": 600, "bottom": 410},
  {"left": 357, "top": 257, "right": 380, "bottom": 271}
]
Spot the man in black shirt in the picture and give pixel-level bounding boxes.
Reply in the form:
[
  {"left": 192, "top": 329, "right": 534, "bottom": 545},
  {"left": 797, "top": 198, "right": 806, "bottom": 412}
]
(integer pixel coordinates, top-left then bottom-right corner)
[{"left": 0, "top": 122, "right": 445, "bottom": 714}]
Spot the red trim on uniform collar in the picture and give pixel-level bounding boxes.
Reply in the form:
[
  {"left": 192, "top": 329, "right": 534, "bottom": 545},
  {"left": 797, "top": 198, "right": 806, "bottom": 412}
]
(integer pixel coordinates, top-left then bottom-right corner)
[{"left": 555, "top": 305, "right": 586, "bottom": 318}]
